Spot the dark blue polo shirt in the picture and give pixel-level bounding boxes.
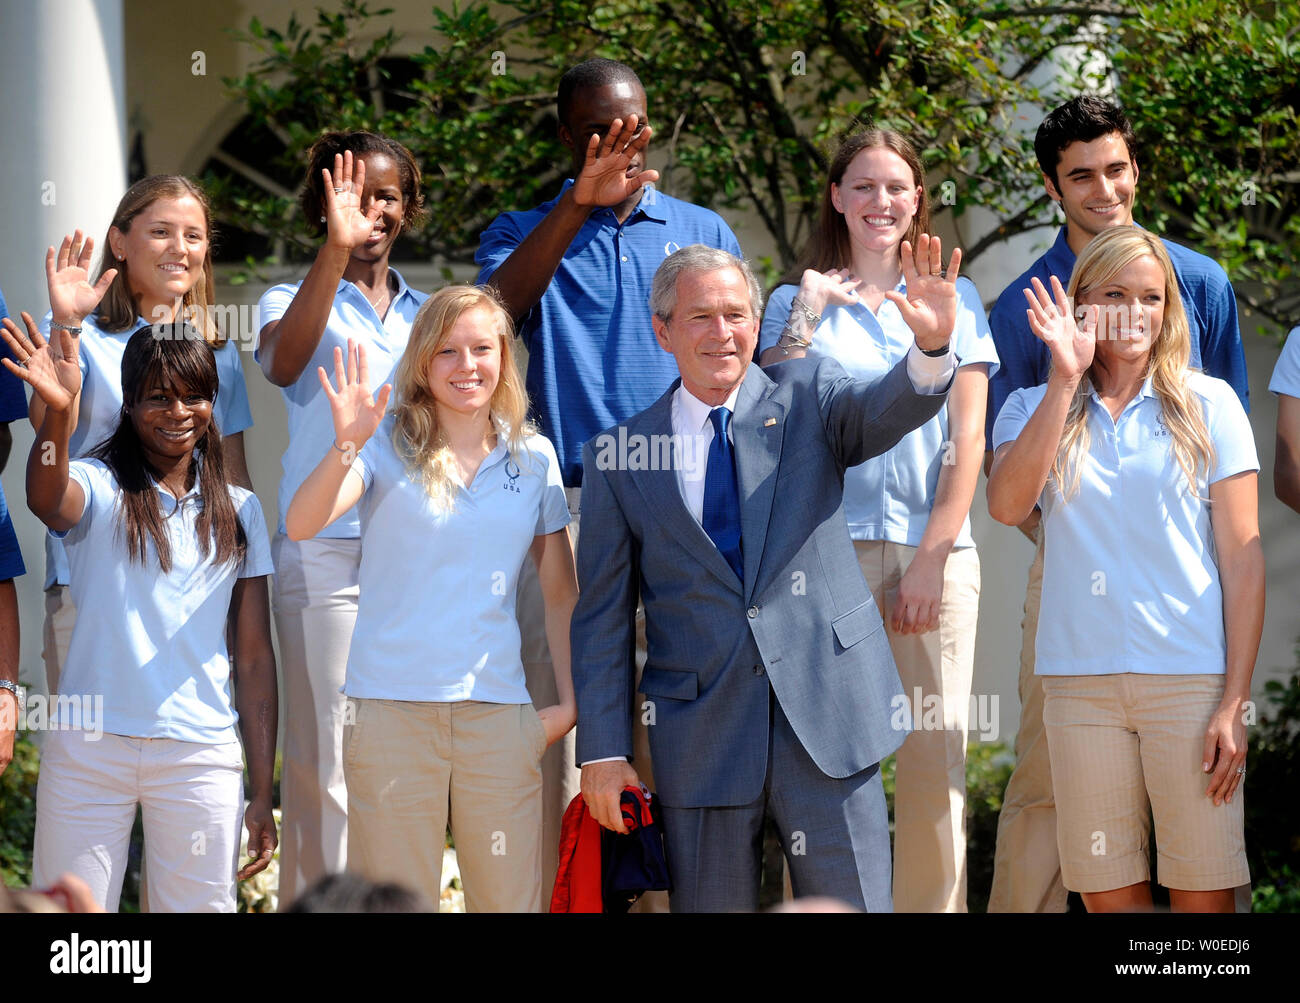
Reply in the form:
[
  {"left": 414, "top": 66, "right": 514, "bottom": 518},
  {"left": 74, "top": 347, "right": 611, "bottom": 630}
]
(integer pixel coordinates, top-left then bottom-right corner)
[{"left": 476, "top": 181, "right": 743, "bottom": 486}]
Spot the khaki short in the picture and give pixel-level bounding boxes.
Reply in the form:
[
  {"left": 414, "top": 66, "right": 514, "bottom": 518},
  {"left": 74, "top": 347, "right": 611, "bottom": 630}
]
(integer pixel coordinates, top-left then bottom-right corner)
[{"left": 1042, "top": 672, "right": 1249, "bottom": 894}]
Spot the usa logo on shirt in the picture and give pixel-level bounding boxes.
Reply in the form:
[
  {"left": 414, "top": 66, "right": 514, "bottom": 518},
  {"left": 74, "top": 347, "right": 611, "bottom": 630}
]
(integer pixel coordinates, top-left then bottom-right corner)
[
  {"left": 1154, "top": 412, "right": 1171, "bottom": 438},
  {"left": 503, "top": 460, "right": 522, "bottom": 493}
]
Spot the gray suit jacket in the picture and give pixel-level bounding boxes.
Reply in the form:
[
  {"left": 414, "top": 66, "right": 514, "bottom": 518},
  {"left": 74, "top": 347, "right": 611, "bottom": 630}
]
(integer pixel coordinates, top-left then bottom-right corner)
[{"left": 571, "top": 356, "right": 949, "bottom": 808}]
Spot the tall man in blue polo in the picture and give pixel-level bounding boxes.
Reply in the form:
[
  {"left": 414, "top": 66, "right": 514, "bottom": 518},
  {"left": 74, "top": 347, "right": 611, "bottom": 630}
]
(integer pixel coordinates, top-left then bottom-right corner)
[
  {"left": 475, "top": 58, "right": 742, "bottom": 897},
  {"left": 985, "top": 95, "right": 1250, "bottom": 913}
]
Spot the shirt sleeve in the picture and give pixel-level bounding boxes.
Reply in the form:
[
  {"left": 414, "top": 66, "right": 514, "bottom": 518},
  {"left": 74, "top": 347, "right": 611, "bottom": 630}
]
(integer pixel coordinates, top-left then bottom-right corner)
[
  {"left": 236, "top": 491, "right": 275, "bottom": 579},
  {"left": 353, "top": 433, "right": 382, "bottom": 492},
  {"left": 0, "top": 287, "right": 28, "bottom": 423},
  {"left": 719, "top": 217, "right": 743, "bottom": 258},
  {"left": 254, "top": 283, "right": 301, "bottom": 364},
  {"left": 905, "top": 343, "right": 957, "bottom": 395},
  {"left": 1196, "top": 269, "right": 1250, "bottom": 412},
  {"left": 991, "top": 387, "right": 1037, "bottom": 452},
  {"left": 1206, "top": 379, "right": 1260, "bottom": 483},
  {"left": 52, "top": 460, "right": 101, "bottom": 545},
  {"left": 1268, "top": 327, "right": 1300, "bottom": 399},
  {"left": 953, "top": 278, "right": 1000, "bottom": 379},
  {"left": 533, "top": 435, "right": 571, "bottom": 536},
  {"left": 473, "top": 213, "right": 523, "bottom": 285},
  {"left": 214, "top": 340, "right": 254, "bottom": 435},
  {"left": 759, "top": 285, "right": 798, "bottom": 356},
  {"left": 986, "top": 292, "right": 1047, "bottom": 450}
]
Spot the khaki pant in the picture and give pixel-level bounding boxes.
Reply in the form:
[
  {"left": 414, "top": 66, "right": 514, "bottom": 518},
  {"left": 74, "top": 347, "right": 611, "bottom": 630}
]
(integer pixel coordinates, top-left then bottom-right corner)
[
  {"left": 516, "top": 486, "right": 665, "bottom": 911},
  {"left": 344, "top": 697, "right": 547, "bottom": 912},
  {"left": 271, "top": 534, "right": 359, "bottom": 910},
  {"left": 856, "top": 540, "right": 981, "bottom": 913},
  {"left": 42, "top": 585, "right": 77, "bottom": 696},
  {"left": 987, "top": 528, "right": 1066, "bottom": 912}
]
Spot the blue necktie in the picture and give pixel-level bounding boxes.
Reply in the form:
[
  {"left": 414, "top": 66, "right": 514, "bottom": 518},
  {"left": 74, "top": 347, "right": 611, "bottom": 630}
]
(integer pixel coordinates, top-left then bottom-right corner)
[{"left": 703, "top": 407, "right": 743, "bottom": 581}]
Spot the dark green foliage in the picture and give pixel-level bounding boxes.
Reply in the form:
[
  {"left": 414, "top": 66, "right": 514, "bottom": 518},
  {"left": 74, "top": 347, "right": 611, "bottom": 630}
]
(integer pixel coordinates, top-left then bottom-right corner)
[
  {"left": 211, "top": 1, "right": 1298, "bottom": 331},
  {"left": 0, "top": 734, "right": 40, "bottom": 887}
]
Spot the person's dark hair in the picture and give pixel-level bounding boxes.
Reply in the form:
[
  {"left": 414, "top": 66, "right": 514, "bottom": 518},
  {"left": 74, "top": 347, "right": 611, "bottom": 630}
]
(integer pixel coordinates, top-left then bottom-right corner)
[
  {"left": 557, "top": 58, "right": 644, "bottom": 130},
  {"left": 285, "top": 873, "right": 433, "bottom": 913},
  {"left": 91, "top": 324, "right": 246, "bottom": 572},
  {"left": 786, "top": 128, "right": 930, "bottom": 284},
  {"left": 300, "top": 131, "right": 426, "bottom": 237},
  {"left": 1034, "top": 96, "right": 1138, "bottom": 189}
]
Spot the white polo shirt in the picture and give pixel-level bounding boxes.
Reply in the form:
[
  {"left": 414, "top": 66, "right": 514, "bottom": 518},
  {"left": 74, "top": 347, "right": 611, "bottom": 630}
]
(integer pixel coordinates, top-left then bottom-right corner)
[
  {"left": 53, "top": 458, "right": 274, "bottom": 742},
  {"left": 759, "top": 277, "right": 999, "bottom": 548},
  {"left": 1268, "top": 326, "right": 1300, "bottom": 398},
  {"left": 344, "top": 419, "right": 570, "bottom": 703},
  {"left": 257, "top": 269, "right": 427, "bottom": 539},
  {"left": 38, "top": 312, "right": 255, "bottom": 589},
  {"left": 992, "top": 372, "right": 1258, "bottom": 676}
]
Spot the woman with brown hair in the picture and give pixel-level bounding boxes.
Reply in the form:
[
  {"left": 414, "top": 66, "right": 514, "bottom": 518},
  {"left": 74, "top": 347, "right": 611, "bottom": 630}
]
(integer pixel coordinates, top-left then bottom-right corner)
[
  {"left": 757, "top": 129, "right": 995, "bottom": 912},
  {"left": 29, "top": 177, "right": 255, "bottom": 696}
]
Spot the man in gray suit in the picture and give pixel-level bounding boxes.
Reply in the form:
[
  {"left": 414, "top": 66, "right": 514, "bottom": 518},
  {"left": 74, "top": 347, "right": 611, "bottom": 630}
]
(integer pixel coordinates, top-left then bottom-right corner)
[{"left": 571, "top": 244, "right": 958, "bottom": 911}]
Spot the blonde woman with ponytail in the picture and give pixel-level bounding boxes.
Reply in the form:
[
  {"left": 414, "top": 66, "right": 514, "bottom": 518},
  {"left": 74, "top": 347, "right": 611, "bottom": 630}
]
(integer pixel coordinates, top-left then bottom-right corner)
[
  {"left": 286, "top": 284, "right": 577, "bottom": 911},
  {"left": 987, "top": 226, "right": 1262, "bottom": 913}
]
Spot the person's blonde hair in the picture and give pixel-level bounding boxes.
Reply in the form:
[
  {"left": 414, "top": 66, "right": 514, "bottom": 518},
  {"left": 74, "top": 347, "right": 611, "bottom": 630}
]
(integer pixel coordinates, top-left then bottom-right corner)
[
  {"left": 1052, "top": 227, "right": 1215, "bottom": 499},
  {"left": 390, "top": 285, "right": 532, "bottom": 511}
]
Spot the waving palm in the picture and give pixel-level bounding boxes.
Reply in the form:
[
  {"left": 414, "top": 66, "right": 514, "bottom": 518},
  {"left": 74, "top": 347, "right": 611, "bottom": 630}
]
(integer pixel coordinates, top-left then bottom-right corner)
[
  {"left": 571, "top": 115, "right": 661, "bottom": 208},
  {"left": 321, "top": 151, "right": 385, "bottom": 251},
  {"left": 1023, "top": 275, "right": 1097, "bottom": 380},
  {"left": 47, "top": 231, "right": 117, "bottom": 326},
  {"left": 319, "top": 339, "right": 391, "bottom": 456},
  {"left": 883, "top": 233, "right": 962, "bottom": 352},
  {"left": 1, "top": 312, "right": 82, "bottom": 412}
]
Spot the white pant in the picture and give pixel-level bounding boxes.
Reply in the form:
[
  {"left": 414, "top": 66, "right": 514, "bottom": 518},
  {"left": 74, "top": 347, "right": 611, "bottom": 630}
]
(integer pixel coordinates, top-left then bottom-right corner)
[
  {"left": 32, "top": 730, "right": 244, "bottom": 912},
  {"left": 271, "top": 534, "right": 359, "bottom": 908}
]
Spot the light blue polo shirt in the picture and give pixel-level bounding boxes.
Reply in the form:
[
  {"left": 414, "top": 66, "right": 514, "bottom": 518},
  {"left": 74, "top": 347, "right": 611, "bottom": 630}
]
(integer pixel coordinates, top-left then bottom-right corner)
[
  {"left": 52, "top": 458, "right": 274, "bottom": 743},
  {"left": 1268, "top": 326, "right": 1300, "bottom": 398},
  {"left": 759, "top": 277, "right": 999, "bottom": 548},
  {"left": 475, "top": 181, "right": 743, "bottom": 486},
  {"left": 257, "top": 268, "right": 427, "bottom": 539},
  {"left": 993, "top": 372, "right": 1258, "bottom": 676},
  {"left": 344, "top": 420, "right": 570, "bottom": 703},
  {"left": 37, "top": 312, "right": 255, "bottom": 589}
]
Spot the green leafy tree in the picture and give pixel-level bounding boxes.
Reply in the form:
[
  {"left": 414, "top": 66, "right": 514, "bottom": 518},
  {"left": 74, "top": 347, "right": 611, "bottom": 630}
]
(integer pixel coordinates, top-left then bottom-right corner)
[{"left": 209, "top": 0, "right": 1298, "bottom": 328}]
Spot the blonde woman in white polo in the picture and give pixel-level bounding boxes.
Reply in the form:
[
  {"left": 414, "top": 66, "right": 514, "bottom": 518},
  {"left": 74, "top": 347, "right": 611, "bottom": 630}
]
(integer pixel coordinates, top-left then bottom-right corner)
[
  {"left": 286, "top": 285, "right": 577, "bottom": 911},
  {"left": 987, "top": 226, "right": 1262, "bottom": 912}
]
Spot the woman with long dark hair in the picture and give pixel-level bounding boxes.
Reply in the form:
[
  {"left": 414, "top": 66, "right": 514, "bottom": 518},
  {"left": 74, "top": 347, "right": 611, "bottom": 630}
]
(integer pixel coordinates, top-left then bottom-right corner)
[
  {"left": 3, "top": 317, "right": 276, "bottom": 912},
  {"left": 757, "top": 129, "right": 995, "bottom": 912},
  {"left": 255, "top": 131, "right": 428, "bottom": 904}
]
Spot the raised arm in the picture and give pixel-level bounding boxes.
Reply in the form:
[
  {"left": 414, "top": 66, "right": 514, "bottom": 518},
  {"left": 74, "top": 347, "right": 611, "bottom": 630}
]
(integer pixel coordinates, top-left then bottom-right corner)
[
  {"left": 229, "top": 571, "right": 279, "bottom": 879},
  {"left": 987, "top": 276, "right": 1096, "bottom": 526},
  {"left": 530, "top": 527, "right": 579, "bottom": 744},
  {"left": 29, "top": 232, "right": 117, "bottom": 434},
  {"left": 1, "top": 313, "right": 86, "bottom": 530},
  {"left": 484, "top": 117, "right": 659, "bottom": 323},
  {"left": 757, "top": 269, "right": 863, "bottom": 367},
  {"left": 284, "top": 340, "right": 389, "bottom": 541},
  {"left": 1201, "top": 469, "right": 1263, "bottom": 806},
  {"left": 258, "top": 152, "right": 383, "bottom": 387}
]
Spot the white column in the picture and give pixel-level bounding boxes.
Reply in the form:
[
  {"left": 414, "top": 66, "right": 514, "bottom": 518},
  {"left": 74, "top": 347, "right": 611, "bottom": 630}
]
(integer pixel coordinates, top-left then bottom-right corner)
[
  {"left": 0, "top": 0, "right": 125, "bottom": 693},
  {"left": 0, "top": 0, "right": 127, "bottom": 320}
]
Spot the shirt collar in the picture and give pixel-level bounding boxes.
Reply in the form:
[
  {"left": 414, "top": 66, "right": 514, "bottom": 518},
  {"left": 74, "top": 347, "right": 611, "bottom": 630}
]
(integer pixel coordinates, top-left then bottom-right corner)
[
  {"left": 1087, "top": 374, "right": 1158, "bottom": 410},
  {"left": 337, "top": 266, "right": 417, "bottom": 306},
  {"left": 676, "top": 382, "right": 743, "bottom": 434},
  {"left": 152, "top": 455, "right": 203, "bottom": 515},
  {"left": 1044, "top": 227, "right": 1077, "bottom": 281},
  {"left": 557, "top": 179, "right": 664, "bottom": 222}
]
